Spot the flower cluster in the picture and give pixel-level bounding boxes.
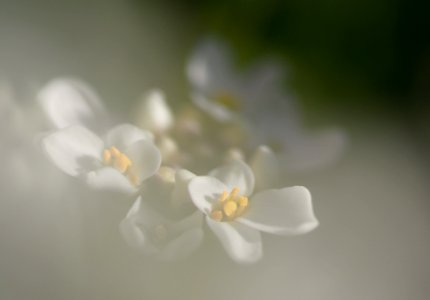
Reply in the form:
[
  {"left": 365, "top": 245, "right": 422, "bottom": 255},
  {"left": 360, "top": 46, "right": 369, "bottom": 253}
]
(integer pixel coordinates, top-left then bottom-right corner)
[{"left": 34, "top": 39, "right": 343, "bottom": 263}]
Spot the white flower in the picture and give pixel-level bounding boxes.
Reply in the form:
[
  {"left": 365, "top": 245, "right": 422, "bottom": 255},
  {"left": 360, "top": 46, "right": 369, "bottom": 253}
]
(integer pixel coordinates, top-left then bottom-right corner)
[
  {"left": 38, "top": 78, "right": 109, "bottom": 131},
  {"left": 41, "top": 123, "right": 160, "bottom": 194},
  {"left": 188, "top": 159, "right": 318, "bottom": 264},
  {"left": 187, "top": 38, "right": 285, "bottom": 123},
  {"left": 120, "top": 169, "right": 204, "bottom": 260},
  {"left": 187, "top": 38, "right": 346, "bottom": 173}
]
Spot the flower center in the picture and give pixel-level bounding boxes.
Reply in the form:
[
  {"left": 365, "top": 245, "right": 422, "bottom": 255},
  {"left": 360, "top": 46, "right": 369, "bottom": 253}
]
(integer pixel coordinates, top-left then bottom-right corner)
[
  {"left": 214, "top": 92, "right": 241, "bottom": 111},
  {"left": 102, "top": 146, "right": 139, "bottom": 186},
  {"left": 210, "top": 187, "right": 249, "bottom": 222}
]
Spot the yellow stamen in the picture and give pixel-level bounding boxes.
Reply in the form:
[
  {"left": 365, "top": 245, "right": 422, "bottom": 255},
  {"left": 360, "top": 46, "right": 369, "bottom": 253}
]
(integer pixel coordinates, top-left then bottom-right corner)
[
  {"left": 211, "top": 210, "right": 223, "bottom": 221},
  {"left": 102, "top": 146, "right": 137, "bottom": 185},
  {"left": 114, "top": 153, "right": 132, "bottom": 173},
  {"left": 102, "top": 149, "right": 112, "bottom": 164},
  {"left": 239, "top": 196, "right": 248, "bottom": 207},
  {"left": 110, "top": 146, "right": 121, "bottom": 157},
  {"left": 211, "top": 187, "right": 249, "bottom": 222},
  {"left": 223, "top": 201, "right": 238, "bottom": 217},
  {"left": 219, "top": 191, "right": 229, "bottom": 202}
]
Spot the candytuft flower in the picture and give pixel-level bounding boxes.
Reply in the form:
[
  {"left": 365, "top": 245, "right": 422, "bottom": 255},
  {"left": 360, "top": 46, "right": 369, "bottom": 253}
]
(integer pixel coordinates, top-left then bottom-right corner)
[
  {"left": 41, "top": 123, "right": 160, "bottom": 194},
  {"left": 188, "top": 159, "right": 318, "bottom": 263}
]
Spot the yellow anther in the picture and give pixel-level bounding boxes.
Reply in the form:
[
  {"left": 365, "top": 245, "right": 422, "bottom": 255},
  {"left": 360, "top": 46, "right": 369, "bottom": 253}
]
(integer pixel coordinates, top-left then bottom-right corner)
[
  {"left": 239, "top": 196, "right": 248, "bottom": 207},
  {"left": 211, "top": 187, "right": 249, "bottom": 221},
  {"left": 219, "top": 191, "right": 229, "bottom": 202},
  {"left": 114, "top": 153, "right": 131, "bottom": 173},
  {"left": 110, "top": 146, "right": 121, "bottom": 158},
  {"left": 223, "top": 201, "right": 238, "bottom": 217},
  {"left": 154, "top": 224, "right": 168, "bottom": 240},
  {"left": 127, "top": 172, "right": 139, "bottom": 186},
  {"left": 227, "top": 187, "right": 240, "bottom": 202},
  {"left": 211, "top": 210, "right": 223, "bottom": 222},
  {"left": 102, "top": 149, "right": 112, "bottom": 164},
  {"left": 102, "top": 146, "right": 139, "bottom": 186}
]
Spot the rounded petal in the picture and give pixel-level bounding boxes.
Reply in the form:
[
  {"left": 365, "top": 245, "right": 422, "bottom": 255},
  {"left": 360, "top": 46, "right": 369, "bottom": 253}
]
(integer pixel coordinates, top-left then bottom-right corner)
[
  {"left": 206, "top": 217, "right": 262, "bottom": 264},
  {"left": 41, "top": 125, "right": 103, "bottom": 176},
  {"left": 120, "top": 198, "right": 203, "bottom": 260},
  {"left": 158, "top": 211, "right": 204, "bottom": 261},
  {"left": 85, "top": 167, "right": 136, "bottom": 194},
  {"left": 188, "top": 176, "right": 227, "bottom": 214},
  {"left": 38, "top": 78, "right": 107, "bottom": 129},
  {"left": 126, "top": 139, "right": 161, "bottom": 184},
  {"left": 119, "top": 197, "right": 159, "bottom": 255},
  {"left": 136, "top": 89, "right": 174, "bottom": 133},
  {"left": 191, "top": 92, "right": 234, "bottom": 122},
  {"left": 105, "top": 123, "right": 154, "bottom": 149},
  {"left": 282, "top": 129, "right": 347, "bottom": 173},
  {"left": 238, "top": 186, "right": 319, "bottom": 235},
  {"left": 209, "top": 159, "right": 255, "bottom": 196},
  {"left": 249, "top": 145, "right": 280, "bottom": 191},
  {"left": 186, "top": 38, "right": 234, "bottom": 93}
]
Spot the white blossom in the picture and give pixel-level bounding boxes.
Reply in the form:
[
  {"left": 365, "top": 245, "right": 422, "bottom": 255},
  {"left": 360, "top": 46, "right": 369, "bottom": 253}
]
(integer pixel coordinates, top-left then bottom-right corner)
[
  {"left": 188, "top": 159, "right": 318, "bottom": 263},
  {"left": 42, "top": 123, "right": 160, "bottom": 194}
]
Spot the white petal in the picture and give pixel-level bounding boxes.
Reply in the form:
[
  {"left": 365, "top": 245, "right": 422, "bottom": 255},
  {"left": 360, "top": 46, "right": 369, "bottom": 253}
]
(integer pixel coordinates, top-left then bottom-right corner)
[
  {"left": 206, "top": 217, "right": 262, "bottom": 264},
  {"left": 120, "top": 198, "right": 203, "bottom": 260},
  {"left": 41, "top": 126, "right": 103, "bottom": 176},
  {"left": 171, "top": 169, "right": 196, "bottom": 207},
  {"left": 186, "top": 38, "right": 234, "bottom": 93},
  {"left": 126, "top": 139, "right": 161, "bottom": 184},
  {"left": 38, "top": 78, "right": 107, "bottom": 129},
  {"left": 209, "top": 159, "right": 255, "bottom": 196},
  {"left": 191, "top": 92, "right": 235, "bottom": 122},
  {"left": 85, "top": 167, "right": 136, "bottom": 194},
  {"left": 119, "top": 197, "right": 159, "bottom": 254},
  {"left": 188, "top": 176, "right": 227, "bottom": 214},
  {"left": 238, "top": 186, "right": 319, "bottom": 235},
  {"left": 136, "top": 89, "right": 174, "bottom": 132},
  {"left": 105, "top": 123, "right": 154, "bottom": 149},
  {"left": 158, "top": 211, "right": 204, "bottom": 261},
  {"left": 243, "top": 61, "right": 285, "bottom": 108},
  {"left": 250, "top": 145, "right": 280, "bottom": 191},
  {"left": 282, "top": 128, "right": 347, "bottom": 173}
]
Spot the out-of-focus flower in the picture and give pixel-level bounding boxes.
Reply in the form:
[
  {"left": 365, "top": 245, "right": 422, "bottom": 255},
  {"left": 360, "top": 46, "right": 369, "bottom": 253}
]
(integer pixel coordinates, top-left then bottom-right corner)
[
  {"left": 41, "top": 123, "right": 160, "bottom": 194},
  {"left": 136, "top": 89, "right": 174, "bottom": 134},
  {"left": 135, "top": 89, "right": 181, "bottom": 165},
  {"left": 38, "top": 78, "right": 109, "bottom": 132},
  {"left": 186, "top": 38, "right": 346, "bottom": 173},
  {"left": 186, "top": 39, "right": 288, "bottom": 123},
  {"left": 188, "top": 159, "right": 318, "bottom": 263},
  {"left": 0, "top": 81, "right": 67, "bottom": 194},
  {"left": 120, "top": 169, "right": 204, "bottom": 261}
]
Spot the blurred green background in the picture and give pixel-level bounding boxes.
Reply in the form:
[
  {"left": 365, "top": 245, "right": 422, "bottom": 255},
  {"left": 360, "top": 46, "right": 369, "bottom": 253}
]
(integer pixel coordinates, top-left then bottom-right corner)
[{"left": 158, "top": 0, "right": 430, "bottom": 112}]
